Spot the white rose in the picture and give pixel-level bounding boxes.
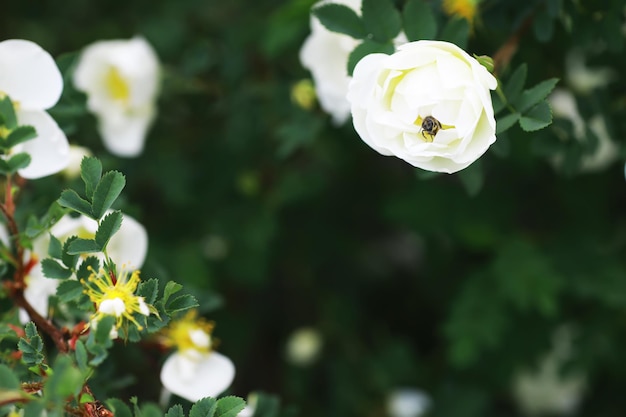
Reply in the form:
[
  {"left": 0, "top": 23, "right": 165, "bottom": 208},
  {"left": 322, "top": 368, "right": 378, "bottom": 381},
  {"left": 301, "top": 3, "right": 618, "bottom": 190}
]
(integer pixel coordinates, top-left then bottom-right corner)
[{"left": 347, "top": 40, "right": 497, "bottom": 173}]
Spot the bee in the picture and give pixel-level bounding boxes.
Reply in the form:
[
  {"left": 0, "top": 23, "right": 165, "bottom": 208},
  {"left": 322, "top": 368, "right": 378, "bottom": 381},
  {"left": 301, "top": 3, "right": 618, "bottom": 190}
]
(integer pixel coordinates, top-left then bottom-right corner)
[{"left": 420, "top": 115, "right": 442, "bottom": 142}]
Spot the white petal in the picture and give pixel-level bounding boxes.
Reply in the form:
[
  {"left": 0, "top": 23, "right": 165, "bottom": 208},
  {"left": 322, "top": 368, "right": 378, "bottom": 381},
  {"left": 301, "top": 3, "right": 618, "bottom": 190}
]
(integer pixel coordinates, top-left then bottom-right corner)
[
  {"left": 99, "top": 298, "right": 126, "bottom": 317},
  {"left": 15, "top": 109, "right": 70, "bottom": 179},
  {"left": 21, "top": 263, "right": 59, "bottom": 323},
  {"left": 97, "top": 107, "right": 155, "bottom": 157},
  {"left": 160, "top": 351, "right": 235, "bottom": 402},
  {"left": 107, "top": 212, "right": 148, "bottom": 268},
  {"left": 387, "top": 388, "right": 431, "bottom": 417},
  {"left": 138, "top": 297, "right": 150, "bottom": 316},
  {"left": 0, "top": 39, "right": 63, "bottom": 110}
]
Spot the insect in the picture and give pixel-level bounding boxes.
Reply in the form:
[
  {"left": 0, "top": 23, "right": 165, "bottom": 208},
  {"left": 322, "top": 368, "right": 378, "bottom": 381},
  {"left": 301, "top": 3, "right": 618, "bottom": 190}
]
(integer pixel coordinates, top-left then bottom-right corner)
[{"left": 419, "top": 115, "right": 442, "bottom": 142}]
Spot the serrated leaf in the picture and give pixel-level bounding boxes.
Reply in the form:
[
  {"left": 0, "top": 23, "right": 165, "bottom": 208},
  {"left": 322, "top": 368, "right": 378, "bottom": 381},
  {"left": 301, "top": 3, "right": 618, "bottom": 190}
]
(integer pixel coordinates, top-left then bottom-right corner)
[
  {"left": 163, "top": 281, "right": 183, "bottom": 305},
  {"left": 0, "top": 364, "right": 19, "bottom": 389},
  {"left": 80, "top": 157, "right": 102, "bottom": 200},
  {"left": 165, "top": 405, "right": 185, "bottom": 417},
  {"left": 141, "top": 403, "right": 164, "bottom": 417},
  {"left": 138, "top": 278, "right": 159, "bottom": 305},
  {"left": 95, "top": 211, "right": 123, "bottom": 250},
  {"left": 5, "top": 125, "right": 36, "bottom": 148},
  {"left": 311, "top": 3, "right": 367, "bottom": 39},
  {"left": 362, "top": 0, "right": 402, "bottom": 42},
  {"left": 67, "top": 238, "right": 100, "bottom": 255},
  {"left": 24, "top": 322, "right": 38, "bottom": 339},
  {"left": 91, "top": 171, "right": 125, "bottom": 220},
  {"left": 439, "top": 17, "right": 469, "bottom": 49},
  {"left": 215, "top": 396, "right": 246, "bottom": 417},
  {"left": 496, "top": 112, "right": 521, "bottom": 134},
  {"left": 166, "top": 294, "right": 199, "bottom": 314},
  {"left": 516, "top": 78, "right": 559, "bottom": 113},
  {"left": 190, "top": 397, "right": 217, "bottom": 417},
  {"left": 58, "top": 189, "right": 93, "bottom": 218},
  {"left": 519, "top": 101, "right": 553, "bottom": 132},
  {"left": 106, "top": 399, "right": 133, "bottom": 417},
  {"left": 348, "top": 40, "right": 394, "bottom": 76},
  {"left": 48, "top": 234, "right": 63, "bottom": 259},
  {"left": 0, "top": 96, "right": 17, "bottom": 129},
  {"left": 62, "top": 235, "right": 80, "bottom": 269},
  {"left": 56, "top": 280, "right": 85, "bottom": 303},
  {"left": 41, "top": 258, "right": 72, "bottom": 279},
  {"left": 402, "top": 0, "right": 437, "bottom": 41},
  {"left": 504, "top": 64, "right": 527, "bottom": 105},
  {"left": 7, "top": 153, "right": 31, "bottom": 172},
  {"left": 77, "top": 256, "right": 100, "bottom": 281}
]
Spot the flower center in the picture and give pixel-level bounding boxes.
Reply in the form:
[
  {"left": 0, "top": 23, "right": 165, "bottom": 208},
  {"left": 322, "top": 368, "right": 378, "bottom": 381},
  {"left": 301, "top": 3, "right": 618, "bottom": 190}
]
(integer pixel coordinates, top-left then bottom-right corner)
[
  {"left": 162, "top": 310, "right": 215, "bottom": 355},
  {"left": 105, "top": 67, "right": 130, "bottom": 102},
  {"left": 442, "top": 0, "right": 478, "bottom": 23}
]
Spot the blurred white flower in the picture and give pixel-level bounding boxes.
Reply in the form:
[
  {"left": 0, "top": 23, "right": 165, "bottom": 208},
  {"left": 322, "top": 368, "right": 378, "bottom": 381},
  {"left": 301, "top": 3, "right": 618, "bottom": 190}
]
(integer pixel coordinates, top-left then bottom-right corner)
[
  {"left": 73, "top": 37, "right": 160, "bottom": 157},
  {"left": 566, "top": 51, "right": 615, "bottom": 94},
  {"left": 286, "top": 327, "right": 323, "bottom": 366},
  {"left": 21, "top": 212, "right": 148, "bottom": 322},
  {"left": 0, "top": 39, "right": 69, "bottom": 179},
  {"left": 512, "top": 327, "right": 586, "bottom": 416},
  {"left": 62, "top": 145, "right": 93, "bottom": 179},
  {"left": 348, "top": 40, "right": 497, "bottom": 173},
  {"left": 160, "top": 310, "right": 235, "bottom": 402},
  {"left": 300, "top": 0, "right": 408, "bottom": 125},
  {"left": 548, "top": 88, "right": 619, "bottom": 172},
  {"left": 387, "top": 388, "right": 431, "bottom": 417}
]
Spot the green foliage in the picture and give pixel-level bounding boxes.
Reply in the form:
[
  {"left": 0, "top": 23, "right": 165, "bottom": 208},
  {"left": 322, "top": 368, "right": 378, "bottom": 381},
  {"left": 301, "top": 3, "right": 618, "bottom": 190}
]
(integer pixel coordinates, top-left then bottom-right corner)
[
  {"left": 361, "top": 0, "right": 402, "bottom": 43},
  {"left": 0, "top": 364, "right": 20, "bottom": 389},
  {"left": 311, "top": 4, "right": 367, "bottom": 39},
  {"left": 402, "top": 0, "right": 437, "bottom": 41},
  {"left": 347, "top": 40, "right": 394, "bottom": 75}
]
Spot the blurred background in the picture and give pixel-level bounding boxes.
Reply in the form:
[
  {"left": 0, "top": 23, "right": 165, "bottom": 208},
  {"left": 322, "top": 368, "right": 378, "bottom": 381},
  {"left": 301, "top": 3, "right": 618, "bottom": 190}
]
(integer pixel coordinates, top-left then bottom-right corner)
[{"left": 3, "top": 0, "right": 626, "bottom": 416}]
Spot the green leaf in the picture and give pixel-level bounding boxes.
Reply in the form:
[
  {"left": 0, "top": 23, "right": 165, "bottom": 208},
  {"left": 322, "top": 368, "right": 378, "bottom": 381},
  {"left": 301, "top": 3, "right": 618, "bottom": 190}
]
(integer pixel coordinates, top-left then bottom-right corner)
[
  {"left": 5, "top": 125, "right": 37, "bottom": 148},
  {"left": 62, "top": 235, "right": 80, "bottom": 269},
  {"left": 77, "top": 256, "right": 100, "bottom": 281},
  {"left": 362, "top": 0, "right": 402, "bottom": 42},
  {"left": 165, "top": 405, "right": 185, "bottom": 417},
  {"left": 138, "top": 278, "right": 159, "bottom": 305},
  {"left": 141, "top": 403, "right": 164, "bottom": 417},
  {"left": 0, "top": 364, "right": 19, "bottom": 389},
  {"left": 311, "top": 3, "right": 367, "bottom": 39},
  {"left": 348, "top": 40, "right": 394, "bottom": 76},
  {"left": 48, "top": 234, "right": 63, "bottom": 259},
  {"left": 95, "top": 211, "right": 123, "bottom": 250},
  {"left": 0, "top": 96, "right": 17, "bottom": 129},
  {"left": 74, "top": 340, "right": 89, "bottom": 374},
  {"left": 163, "top": 281, "right": 183, "bottom": 305},
  {"left": 496, "top": 112, "right": 521, "bottom": 135},
  {"left": 533, "top": 11, "right": 554, "bottom": 42},
  {"left": 56, "top": 280, "right": 85, "bottom": 303},
  {"left": 215, "top": 396, "right": 246, "bottom": 417},
  {"left": 504, "top": 64, "right": 527, "bottom": 105},
  {"left": 166, "top": 294, "right": 200, "bottom": 314},
  {"left": 107, "top": 399, "right": 133, "bottom": 417},
  {"left": 93, "top": 315, "right": 115, "bottom": 345},
  {"left": 44, "top": 355, "right": 83, "bottom": 401},
  {"left": 24, "top": 321, "right": 38, "bottom": 339},
  {"left": 515, "top": 78, "right": 559, "bottom": 113},
  {"left": 0, "top": 159, "right": 10, "bottom": 175},
  {"left": 519, "top": 101, "right": 553, "bottom": 132},
  {"left": 18, "top": 324, "right": 45, "bottom": 367},
  {"left": 402, "top": 0, "right": 437, "bottom": 41},
  {"left": 457, "top": 159, "right": 484, "bottom": 197},
  {"left": 190, "top": 397, "right": 217, "bottom": 417},
  {"left": 80, "top": 157, "right": 102, "bottom": 200},
  {"left": 439, "top": 17, "right": 469, "bottom": 49},
  {"left": 58, "top": 189, "right": 93, "bottom": 218},
  {"left": 6, "top": 153, "right": 31, "bottom": 173},
  {"left": 66, "top": 238, "right": 100, "bottom": 255},
  {"left": 91, "top": 171, "right": 126, "bottom": 219},
  {"left": 41, "top": 258, "right": 72, "bottom": 279}
]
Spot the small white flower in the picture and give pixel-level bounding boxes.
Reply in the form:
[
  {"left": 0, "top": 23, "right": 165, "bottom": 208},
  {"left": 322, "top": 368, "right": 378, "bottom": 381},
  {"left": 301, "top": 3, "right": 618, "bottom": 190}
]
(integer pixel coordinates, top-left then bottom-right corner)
[
  {"left": 347, "top": 40, "right": 497, "bottom": 173},
  {"left": 387, "top": 388, "right": 431, "bottom": 417},
  {"left": 160, "top": 351, "right": 235, "bottom": 402},
  {"left": 21, "top": 211, "right": 148, "bottom": 322},
  {"left": 0, "top": 39, "right": 70, "bottom": 178},
  {"left": 285, "top": 327, "right": 323, "bottom": 366},
  {"left": 300, "top": 0, "right": 408, "bottom": 125},
  {"left": 73, "top": 37, "right": 160, "bottom": 157}
]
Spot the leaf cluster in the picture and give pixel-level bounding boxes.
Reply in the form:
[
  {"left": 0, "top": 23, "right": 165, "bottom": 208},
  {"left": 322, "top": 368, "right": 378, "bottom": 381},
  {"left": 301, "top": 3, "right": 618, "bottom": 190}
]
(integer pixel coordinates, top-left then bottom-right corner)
[{"left": 0, "top": 96, "right": 35, "bottom": 175}]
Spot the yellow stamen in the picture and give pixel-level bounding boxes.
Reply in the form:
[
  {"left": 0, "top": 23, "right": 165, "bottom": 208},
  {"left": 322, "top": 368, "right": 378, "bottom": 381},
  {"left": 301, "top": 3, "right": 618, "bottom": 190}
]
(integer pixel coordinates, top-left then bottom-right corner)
[
  {"left": 161, "top": 310, "right": 215, "bottom": 354},
  {"left": 105, "top": 67, "right": 130, "bottom": 102},
  {"left": 442, "top": 0, "right": 479, "bottom": 24}
]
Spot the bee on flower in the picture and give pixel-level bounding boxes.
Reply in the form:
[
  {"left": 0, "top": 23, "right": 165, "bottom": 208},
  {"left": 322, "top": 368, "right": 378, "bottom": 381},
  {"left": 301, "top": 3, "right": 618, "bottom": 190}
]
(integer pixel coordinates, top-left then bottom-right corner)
[
  {"left": 159, "top": 310, "right": 235, "bottom": 402},
  {"left": 82, "top": 266, "right": 156, "bottom": 336}
]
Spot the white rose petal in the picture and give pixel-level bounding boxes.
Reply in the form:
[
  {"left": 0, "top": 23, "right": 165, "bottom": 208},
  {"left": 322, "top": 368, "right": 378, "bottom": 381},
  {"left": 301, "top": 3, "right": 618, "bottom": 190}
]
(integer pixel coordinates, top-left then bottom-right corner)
[
  {"left": 160, "top": 351, "right": 235, "bottom": 402},
  {"left": 73, "top": 37, "right": 160, "bottom": 157},
  {"left": 347, "top": 40, "right": 497, "bottom": 173}
]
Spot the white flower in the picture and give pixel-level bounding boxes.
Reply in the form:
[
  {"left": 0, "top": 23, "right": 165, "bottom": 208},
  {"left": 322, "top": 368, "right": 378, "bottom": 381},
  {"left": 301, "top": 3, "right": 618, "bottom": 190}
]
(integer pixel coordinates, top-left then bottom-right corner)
[
  {"left": 73, "top": 37, "right": 160, "bottom": 157},
  {"left": 285, "top": 327, "right": 323, "bottom": 366},
  {"left": 0, "top": 39, "right": 70, "bottom": 178},
  {"left": 566, "top": 51, "right": 615, "bottom": 94},
  {"left": 387, "top": 388, "right": 431, "bottom": 417},
  {"left": 21, "top": 211, "right": 148, "bottom": 322},
  {"left": 347, "top": 40, "right": 497, "bottom": 173},
  {"left": 300, "top": 0, "right": 408, "bottom": 125},
  {"left": 161, "top": 351, "right": 235, "bottom": 402},
  {"left": 548, "top": 88, "right": 619, "bottom": 172},
  {"left": 512, "top": 327, "right": 586, "bottom": 416}
]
